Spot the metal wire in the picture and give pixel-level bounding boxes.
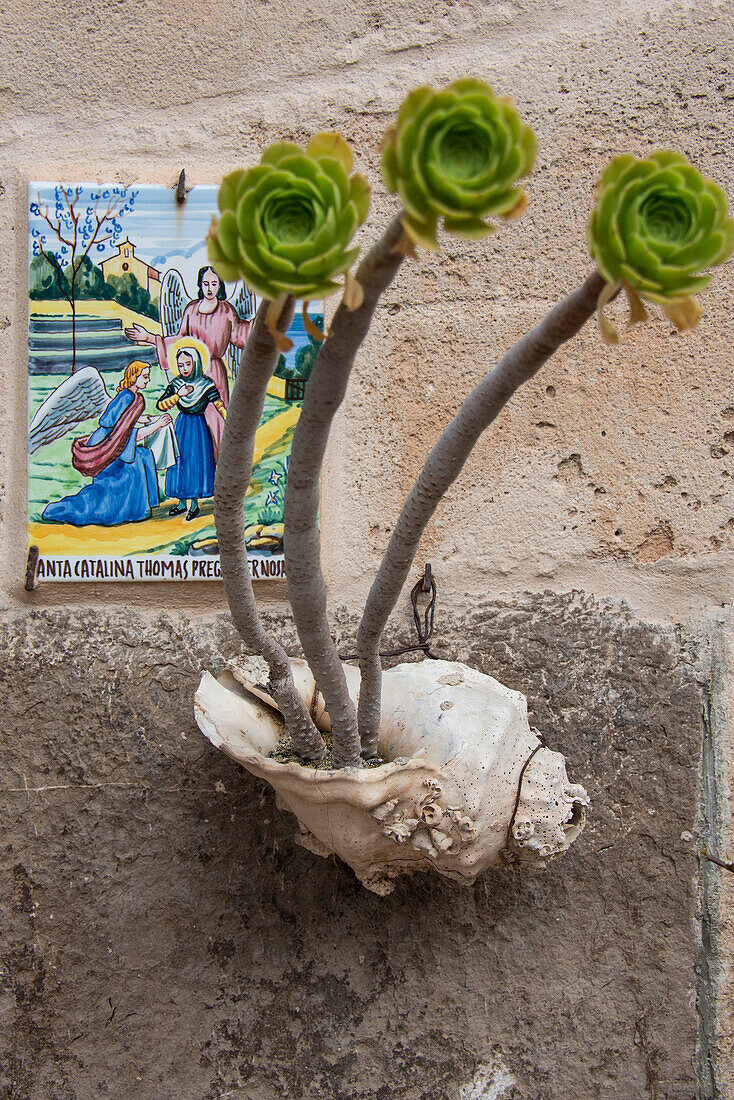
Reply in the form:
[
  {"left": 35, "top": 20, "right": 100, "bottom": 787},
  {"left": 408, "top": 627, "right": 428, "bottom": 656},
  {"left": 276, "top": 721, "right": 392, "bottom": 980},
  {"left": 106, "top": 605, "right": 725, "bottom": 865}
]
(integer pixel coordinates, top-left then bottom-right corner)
[
  {"left": 503, "top": 730, "right": 547, "bottom": 860},
  {"left": 340, "top": 563, "right": 439, "bottom": 661}
]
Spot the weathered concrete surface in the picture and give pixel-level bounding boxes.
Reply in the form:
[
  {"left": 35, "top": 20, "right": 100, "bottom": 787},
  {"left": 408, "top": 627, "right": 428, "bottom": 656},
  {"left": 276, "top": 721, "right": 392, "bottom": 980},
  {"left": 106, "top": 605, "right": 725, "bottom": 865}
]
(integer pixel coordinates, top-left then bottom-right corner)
[{"left": 0, "top": 597, "right": 709, "bottom": 1098}]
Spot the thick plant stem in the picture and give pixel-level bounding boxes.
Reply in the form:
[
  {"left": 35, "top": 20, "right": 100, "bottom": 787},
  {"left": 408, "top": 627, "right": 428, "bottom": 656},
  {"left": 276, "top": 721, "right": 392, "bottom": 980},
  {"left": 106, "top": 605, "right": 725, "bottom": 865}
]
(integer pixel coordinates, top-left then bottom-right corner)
[
  {"left": 284, "top": 214, "right": 407, "bottom": 767},
  {"left": 214, "top": 297, "right": 325, "bottom": 761},
  {"left": 357, "top": 270, "right": 606, "bottom": 755}
]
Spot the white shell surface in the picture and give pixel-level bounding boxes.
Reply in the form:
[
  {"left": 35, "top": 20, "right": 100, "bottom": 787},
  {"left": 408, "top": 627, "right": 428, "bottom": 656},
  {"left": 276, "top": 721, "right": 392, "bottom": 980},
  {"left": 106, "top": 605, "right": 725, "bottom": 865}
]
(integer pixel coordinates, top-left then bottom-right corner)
[{"left": 195, "top": 659, "right": 589, "bottom": 895}]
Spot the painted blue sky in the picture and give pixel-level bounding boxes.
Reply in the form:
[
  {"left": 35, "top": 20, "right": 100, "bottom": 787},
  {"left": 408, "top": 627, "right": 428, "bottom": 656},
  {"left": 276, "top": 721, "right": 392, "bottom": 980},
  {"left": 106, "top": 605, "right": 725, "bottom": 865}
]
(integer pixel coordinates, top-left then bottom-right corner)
[
  {"left": 28, "top": 182, "right": 323, "bottom": 370},
  {"left": 29, "top": 182, "right": 223, "bottom": 297}
]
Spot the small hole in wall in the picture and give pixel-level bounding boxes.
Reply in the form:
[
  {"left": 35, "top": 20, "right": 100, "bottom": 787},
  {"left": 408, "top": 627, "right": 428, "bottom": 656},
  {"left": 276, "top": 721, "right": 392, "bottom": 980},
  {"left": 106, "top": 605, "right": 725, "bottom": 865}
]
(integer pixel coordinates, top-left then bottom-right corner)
[
  {"left": 546, "top": 385, "right": 556, "bottom": 397},
  {"left": 601, "top": 430, "right": 606, "bottom": 436},
  {"left": 614, "top": 529, "right": 622, "bottom": 537}
]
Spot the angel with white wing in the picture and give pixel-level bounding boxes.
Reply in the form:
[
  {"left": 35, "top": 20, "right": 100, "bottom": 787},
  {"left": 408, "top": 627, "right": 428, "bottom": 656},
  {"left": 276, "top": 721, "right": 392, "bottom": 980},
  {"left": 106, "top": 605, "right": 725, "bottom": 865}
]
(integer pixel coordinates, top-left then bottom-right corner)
[
  {"left": 39, "top": 361, "right": 171, "bottom": 526},
  {"left": 125, "top": 265, "right": 255, "bottom": 458}
]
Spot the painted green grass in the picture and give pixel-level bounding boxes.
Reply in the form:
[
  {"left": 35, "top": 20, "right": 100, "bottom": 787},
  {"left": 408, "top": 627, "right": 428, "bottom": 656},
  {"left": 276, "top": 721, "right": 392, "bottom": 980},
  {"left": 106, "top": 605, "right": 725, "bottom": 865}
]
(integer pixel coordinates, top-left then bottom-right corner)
[{"left": 29, "top": 372, "right": 294, "bottom": 553}]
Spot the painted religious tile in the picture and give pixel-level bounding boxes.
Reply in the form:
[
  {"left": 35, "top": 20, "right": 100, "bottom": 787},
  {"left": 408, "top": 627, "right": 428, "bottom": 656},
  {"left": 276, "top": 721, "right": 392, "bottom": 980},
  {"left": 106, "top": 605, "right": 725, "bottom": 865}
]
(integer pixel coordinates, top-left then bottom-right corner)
[{"left": 28, "top": 183, "right": 322, "bottom": 581}]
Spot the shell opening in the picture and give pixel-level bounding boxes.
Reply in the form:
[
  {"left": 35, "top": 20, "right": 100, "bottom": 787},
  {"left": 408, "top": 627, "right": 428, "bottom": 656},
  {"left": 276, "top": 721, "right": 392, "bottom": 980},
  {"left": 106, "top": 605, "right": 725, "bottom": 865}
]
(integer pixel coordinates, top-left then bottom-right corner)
[{"left": 562, "top": 798, "right": 586, "bottom": 845}]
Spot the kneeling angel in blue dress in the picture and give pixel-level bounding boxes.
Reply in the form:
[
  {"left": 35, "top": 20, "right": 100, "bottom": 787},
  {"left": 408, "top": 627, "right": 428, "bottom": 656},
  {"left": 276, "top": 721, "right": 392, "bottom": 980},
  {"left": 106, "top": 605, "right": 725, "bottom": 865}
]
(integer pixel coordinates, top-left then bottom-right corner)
[
  {"left": 156, "top": 346, "right": 226, "bottom": 520},
  {"left": 40, "top": 361, "right": 170, "bottom": 526}
]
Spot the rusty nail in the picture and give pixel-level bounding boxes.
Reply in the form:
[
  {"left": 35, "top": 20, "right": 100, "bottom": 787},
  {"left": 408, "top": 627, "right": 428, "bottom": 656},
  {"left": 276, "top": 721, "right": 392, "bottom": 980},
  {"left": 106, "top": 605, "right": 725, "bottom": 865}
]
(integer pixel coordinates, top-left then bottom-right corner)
[
  {"left": 176, "top": 169, "right": 187, "bottom": 204},
  {"left": 25, "top": 546, "right": 39, "bottom": 591}
]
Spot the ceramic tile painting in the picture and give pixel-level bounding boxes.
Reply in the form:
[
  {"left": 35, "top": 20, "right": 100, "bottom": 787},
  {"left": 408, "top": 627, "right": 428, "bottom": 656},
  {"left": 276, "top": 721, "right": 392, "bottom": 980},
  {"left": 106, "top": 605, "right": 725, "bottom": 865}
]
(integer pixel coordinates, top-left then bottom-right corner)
[{"left": 27, "top": 183, "right": 322, "bottom": 581}]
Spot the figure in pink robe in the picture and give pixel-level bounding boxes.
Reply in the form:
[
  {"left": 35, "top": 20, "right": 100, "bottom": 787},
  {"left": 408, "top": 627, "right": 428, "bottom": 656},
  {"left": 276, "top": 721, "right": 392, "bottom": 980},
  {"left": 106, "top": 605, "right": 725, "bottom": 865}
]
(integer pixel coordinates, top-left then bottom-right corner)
[{"left": 126, "top": 266, "right": 252, "bottom": 459}]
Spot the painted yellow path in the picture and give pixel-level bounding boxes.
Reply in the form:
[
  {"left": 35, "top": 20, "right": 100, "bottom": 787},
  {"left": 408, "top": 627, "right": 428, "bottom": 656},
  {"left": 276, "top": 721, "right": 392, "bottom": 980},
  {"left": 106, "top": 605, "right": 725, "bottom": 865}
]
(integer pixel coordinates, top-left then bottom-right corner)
[{"left": 28, "top": 403, "right": 301, "bottom": 556}]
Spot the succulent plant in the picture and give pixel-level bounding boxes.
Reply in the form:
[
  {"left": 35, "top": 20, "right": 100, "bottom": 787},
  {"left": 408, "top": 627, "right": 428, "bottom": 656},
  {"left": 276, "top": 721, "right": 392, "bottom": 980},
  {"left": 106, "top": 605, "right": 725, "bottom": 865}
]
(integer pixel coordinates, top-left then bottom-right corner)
[
  {"left": 588, "top": 150, "right": 734, "bottom": 340},
  {"left": 381, "top": 78, "right": 536, "bottom": 250},
  {"left": 208, "top": 134, "right": 370, "bottom": 301},
  {"left": 207, "top": 82, "right": 734, "bottom": 781}
]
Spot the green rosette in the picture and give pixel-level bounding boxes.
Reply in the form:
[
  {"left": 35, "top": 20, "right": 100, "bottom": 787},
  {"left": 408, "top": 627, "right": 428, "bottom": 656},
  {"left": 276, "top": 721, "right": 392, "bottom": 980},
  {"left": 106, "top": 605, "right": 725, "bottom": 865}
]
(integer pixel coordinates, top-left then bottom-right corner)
[
  {"left": 208, "top": 133, "right": 370, "bottom": 302},
  {"left": 588, "top": 150, "right": 734, "bottom": 341},
  {"left": 381, "top": 78, "right": 536, "bottom": 250}
]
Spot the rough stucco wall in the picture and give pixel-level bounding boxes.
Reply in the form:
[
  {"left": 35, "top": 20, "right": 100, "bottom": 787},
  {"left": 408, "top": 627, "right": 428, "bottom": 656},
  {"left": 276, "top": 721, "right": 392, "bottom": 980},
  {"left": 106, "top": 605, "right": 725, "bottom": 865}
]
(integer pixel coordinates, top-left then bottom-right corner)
[
  {"left": 1, "top": 0, "right": 734, "bottom": 1097},
  {"left": 1, "top": 0, "right": 733, "bottom": 622}
]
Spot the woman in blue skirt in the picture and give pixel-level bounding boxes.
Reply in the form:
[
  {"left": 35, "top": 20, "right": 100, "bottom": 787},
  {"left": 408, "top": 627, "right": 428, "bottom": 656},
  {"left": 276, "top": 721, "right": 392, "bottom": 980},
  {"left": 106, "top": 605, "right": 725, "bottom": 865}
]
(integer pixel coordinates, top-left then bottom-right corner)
[{"left": 157, "top": 347, "right": 226, "bottom": 520}]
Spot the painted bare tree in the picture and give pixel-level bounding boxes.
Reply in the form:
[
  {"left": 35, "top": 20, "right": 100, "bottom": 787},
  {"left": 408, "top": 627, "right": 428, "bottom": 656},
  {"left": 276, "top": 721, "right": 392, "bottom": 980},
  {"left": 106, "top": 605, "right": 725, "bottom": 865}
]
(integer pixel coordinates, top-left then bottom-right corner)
[
  {"left": 209, "top": 80, "right": 733, "bottom": 768},
  {"left": 30, "top": 185, "right": 137, "bottom": 372}
]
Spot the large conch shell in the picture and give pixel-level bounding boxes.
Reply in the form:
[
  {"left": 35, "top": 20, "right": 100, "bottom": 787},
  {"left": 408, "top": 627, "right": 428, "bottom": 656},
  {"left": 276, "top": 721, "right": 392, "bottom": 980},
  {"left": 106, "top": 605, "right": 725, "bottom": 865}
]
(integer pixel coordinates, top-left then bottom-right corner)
[{"left": 195, "top": 658, "right": 589, "bottom": 896}]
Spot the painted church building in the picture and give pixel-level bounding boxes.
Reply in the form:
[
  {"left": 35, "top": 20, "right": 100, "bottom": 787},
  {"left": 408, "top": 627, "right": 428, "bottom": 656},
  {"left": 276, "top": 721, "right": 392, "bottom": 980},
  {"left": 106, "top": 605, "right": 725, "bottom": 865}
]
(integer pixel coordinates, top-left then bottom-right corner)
[{"left": 101, "top": 238, "right": 161, "bottom": 296}]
